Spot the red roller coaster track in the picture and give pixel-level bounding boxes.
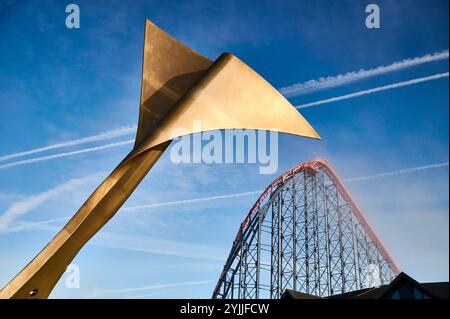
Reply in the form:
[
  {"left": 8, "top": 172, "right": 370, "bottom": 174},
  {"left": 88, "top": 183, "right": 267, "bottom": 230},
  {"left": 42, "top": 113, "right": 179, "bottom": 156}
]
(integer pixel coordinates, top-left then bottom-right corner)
[
  {"left": 213, "top": 158, "right": 401, "bottom": 298},
  {"left": 237, "top": 158, "right": 400, "bottom": 273}
]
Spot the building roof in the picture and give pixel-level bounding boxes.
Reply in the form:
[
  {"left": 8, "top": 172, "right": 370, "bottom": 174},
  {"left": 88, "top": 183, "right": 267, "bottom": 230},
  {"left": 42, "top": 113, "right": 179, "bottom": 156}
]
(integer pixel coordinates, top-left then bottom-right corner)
[
  {"left": 421, "top": 282, "right": 450, "bottom": 299},
  {"left": 282, "top": 272, "right": 449, "bottom": 300},
  {"left": 282, "top": 289, "right": 323, "bottom": 299}
]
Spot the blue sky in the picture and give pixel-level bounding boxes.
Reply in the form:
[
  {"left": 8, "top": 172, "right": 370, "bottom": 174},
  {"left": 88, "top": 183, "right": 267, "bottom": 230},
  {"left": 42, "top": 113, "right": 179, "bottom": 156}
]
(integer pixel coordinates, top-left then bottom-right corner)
[{"left": 0, "top": 0, "right": 448, "bottom": 298}]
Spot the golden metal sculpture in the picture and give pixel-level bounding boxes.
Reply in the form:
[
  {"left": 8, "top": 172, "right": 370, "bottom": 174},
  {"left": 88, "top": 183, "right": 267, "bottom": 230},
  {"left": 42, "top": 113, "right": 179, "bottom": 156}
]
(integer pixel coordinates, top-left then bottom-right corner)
[{"left": 0, "top": 19, "right": 319, "bottom": 299}]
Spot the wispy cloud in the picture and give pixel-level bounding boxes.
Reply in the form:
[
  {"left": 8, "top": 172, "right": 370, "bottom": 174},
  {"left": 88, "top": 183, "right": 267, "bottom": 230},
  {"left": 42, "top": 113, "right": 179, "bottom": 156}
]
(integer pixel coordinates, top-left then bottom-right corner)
[
  {"left": 3, "top": 216, "right": 70, "bottom": 233},
  {"left": 0, "top": 125, "right": 136, "bottom": 162},
  {"left": 2, "top": 69, "right": 445, "bottom": 171},
  {"left": 120, "top": 161, "right": 449, "bottom": 211},
  {"left": 95, "top": 232, "right": 227, "bottom": 261},
  {"left": 123, "top": 190, "right": 262, "bottom": 211},
  {"left": 1, "top": 217, "right": 227, "bottom": 262},
  {"left": 0, "top": 140, "right": 133, "bottom": 170},
  {"left": 4, "top": 161, "right": 447, "bottom": 231},
  {"left": 90, "top": 280, "right": 213, "bottom": 298},
  {"left": 0, "top": 173, "right": 103, "bottom": 231},
  {"left": 0, "top": 52, "right": 447, "bottom": 172},
  {"left": 296, "top": 72, "right": 449, "bottom": 109},
  {"left": 280, "top": 50, "right": 449, "bottom": 97},
  {"left": 344, "top": 162, "right": 449, "bottom": 183}
]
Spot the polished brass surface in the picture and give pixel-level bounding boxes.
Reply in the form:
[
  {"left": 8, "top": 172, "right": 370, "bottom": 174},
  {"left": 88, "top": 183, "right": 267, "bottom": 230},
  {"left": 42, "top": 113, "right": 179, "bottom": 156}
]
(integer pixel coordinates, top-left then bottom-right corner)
[{"left": 0, "top": 19, "right": 319, "bottom": 299}]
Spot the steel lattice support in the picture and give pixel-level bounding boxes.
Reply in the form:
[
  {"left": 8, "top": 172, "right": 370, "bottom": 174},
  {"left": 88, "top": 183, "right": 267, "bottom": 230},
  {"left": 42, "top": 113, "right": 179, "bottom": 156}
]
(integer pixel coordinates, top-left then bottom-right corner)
[{"left": 212, "top": 159, "right": 399, "bottom": 299}]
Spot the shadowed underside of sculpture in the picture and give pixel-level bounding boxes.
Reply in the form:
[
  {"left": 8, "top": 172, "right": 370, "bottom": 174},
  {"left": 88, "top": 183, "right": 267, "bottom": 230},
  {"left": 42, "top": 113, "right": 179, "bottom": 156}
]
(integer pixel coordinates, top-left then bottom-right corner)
[{"left": 0, "top": 19, "right": 319, "bottom": 299}]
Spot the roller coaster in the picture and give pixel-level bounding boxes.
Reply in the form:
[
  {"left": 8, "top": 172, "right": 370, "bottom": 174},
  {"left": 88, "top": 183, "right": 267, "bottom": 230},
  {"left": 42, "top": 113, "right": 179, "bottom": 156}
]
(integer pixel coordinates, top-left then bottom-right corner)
[{"left": 213, "top": 159, "right": 400, "bottom": 299}]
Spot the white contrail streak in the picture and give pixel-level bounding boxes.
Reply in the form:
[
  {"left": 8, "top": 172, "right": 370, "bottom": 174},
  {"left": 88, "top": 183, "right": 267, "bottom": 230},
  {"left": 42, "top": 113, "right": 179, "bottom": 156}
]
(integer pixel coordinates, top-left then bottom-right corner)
[
  {"left": 343, "top": 162, "right": 449, "bottom": 183},
  {"left": 122, "top": 190, "right": 262, "bottom": 211},
  {"left": 4, "top": 216, "right": 70, "bottom": 233},
  {"left": 3, "top": 162, "right": 446, "bottom": 232},
  {"left": 2, "top": 70, "right": 445, "bottom": 172},
  {"left": 0, "top": 125, "right": 136, "bottom": 163},
  {"left": 296, "top": 72, "right": 449, "bottom": 109},
  {"left": 0, "top": 140, "right": 133, "bottom": 170},
  {"left": 280, "top": 50, "right": 449, "bottom": 97},
  {"left": 1, "top": 51, "right": 446, "bottom": 169},
  {"left": 0, "top": 173, "right": 102, "bottom": 231},
  {"left": 93, "top": 280, "right": 213, "bottom": 296},
  {"left": 1, "top": 162, "right": 446, "bottom": 229},
  {"left": 124, "top": 161, "right": 448, "bottom": 211}
]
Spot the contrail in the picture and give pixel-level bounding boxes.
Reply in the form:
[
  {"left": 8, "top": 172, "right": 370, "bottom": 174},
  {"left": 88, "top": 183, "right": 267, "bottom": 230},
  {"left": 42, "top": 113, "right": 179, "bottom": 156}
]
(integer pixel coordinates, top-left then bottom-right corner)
[
  {"left": 296, "top": 72, "right": 449, "bottom": 109},
  {"left": 1, "top": 51, "right": 446, "bottom": 168},
  {"left": 4, "top": 162, "right": 447, "bottom": 232},
  {"left": 4, "top": 216, "right": 71, "bottom": 233},
  {"left": 93, "top": 280, "right": 214, "bottom": 297},
  {"left": 124, "top": 161, "right": 448, "bottom": 211},
  {"left": 0, "top": 140, "right": 133, "bottom": 170},
  {"left": 343, "top": 162, "right": 449, "bottom": 183},
  {"left": 122, "top": 190, "right": 262, "bottom": 211},
  {"left": 0, "top": 125, "right": 136, "bottom": 162},
  {"left": 0, "top": 173, "right": 103, "bottom": 231},
  {"left": 280, "top": 50, "right": 449, "bottom": 97}
]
